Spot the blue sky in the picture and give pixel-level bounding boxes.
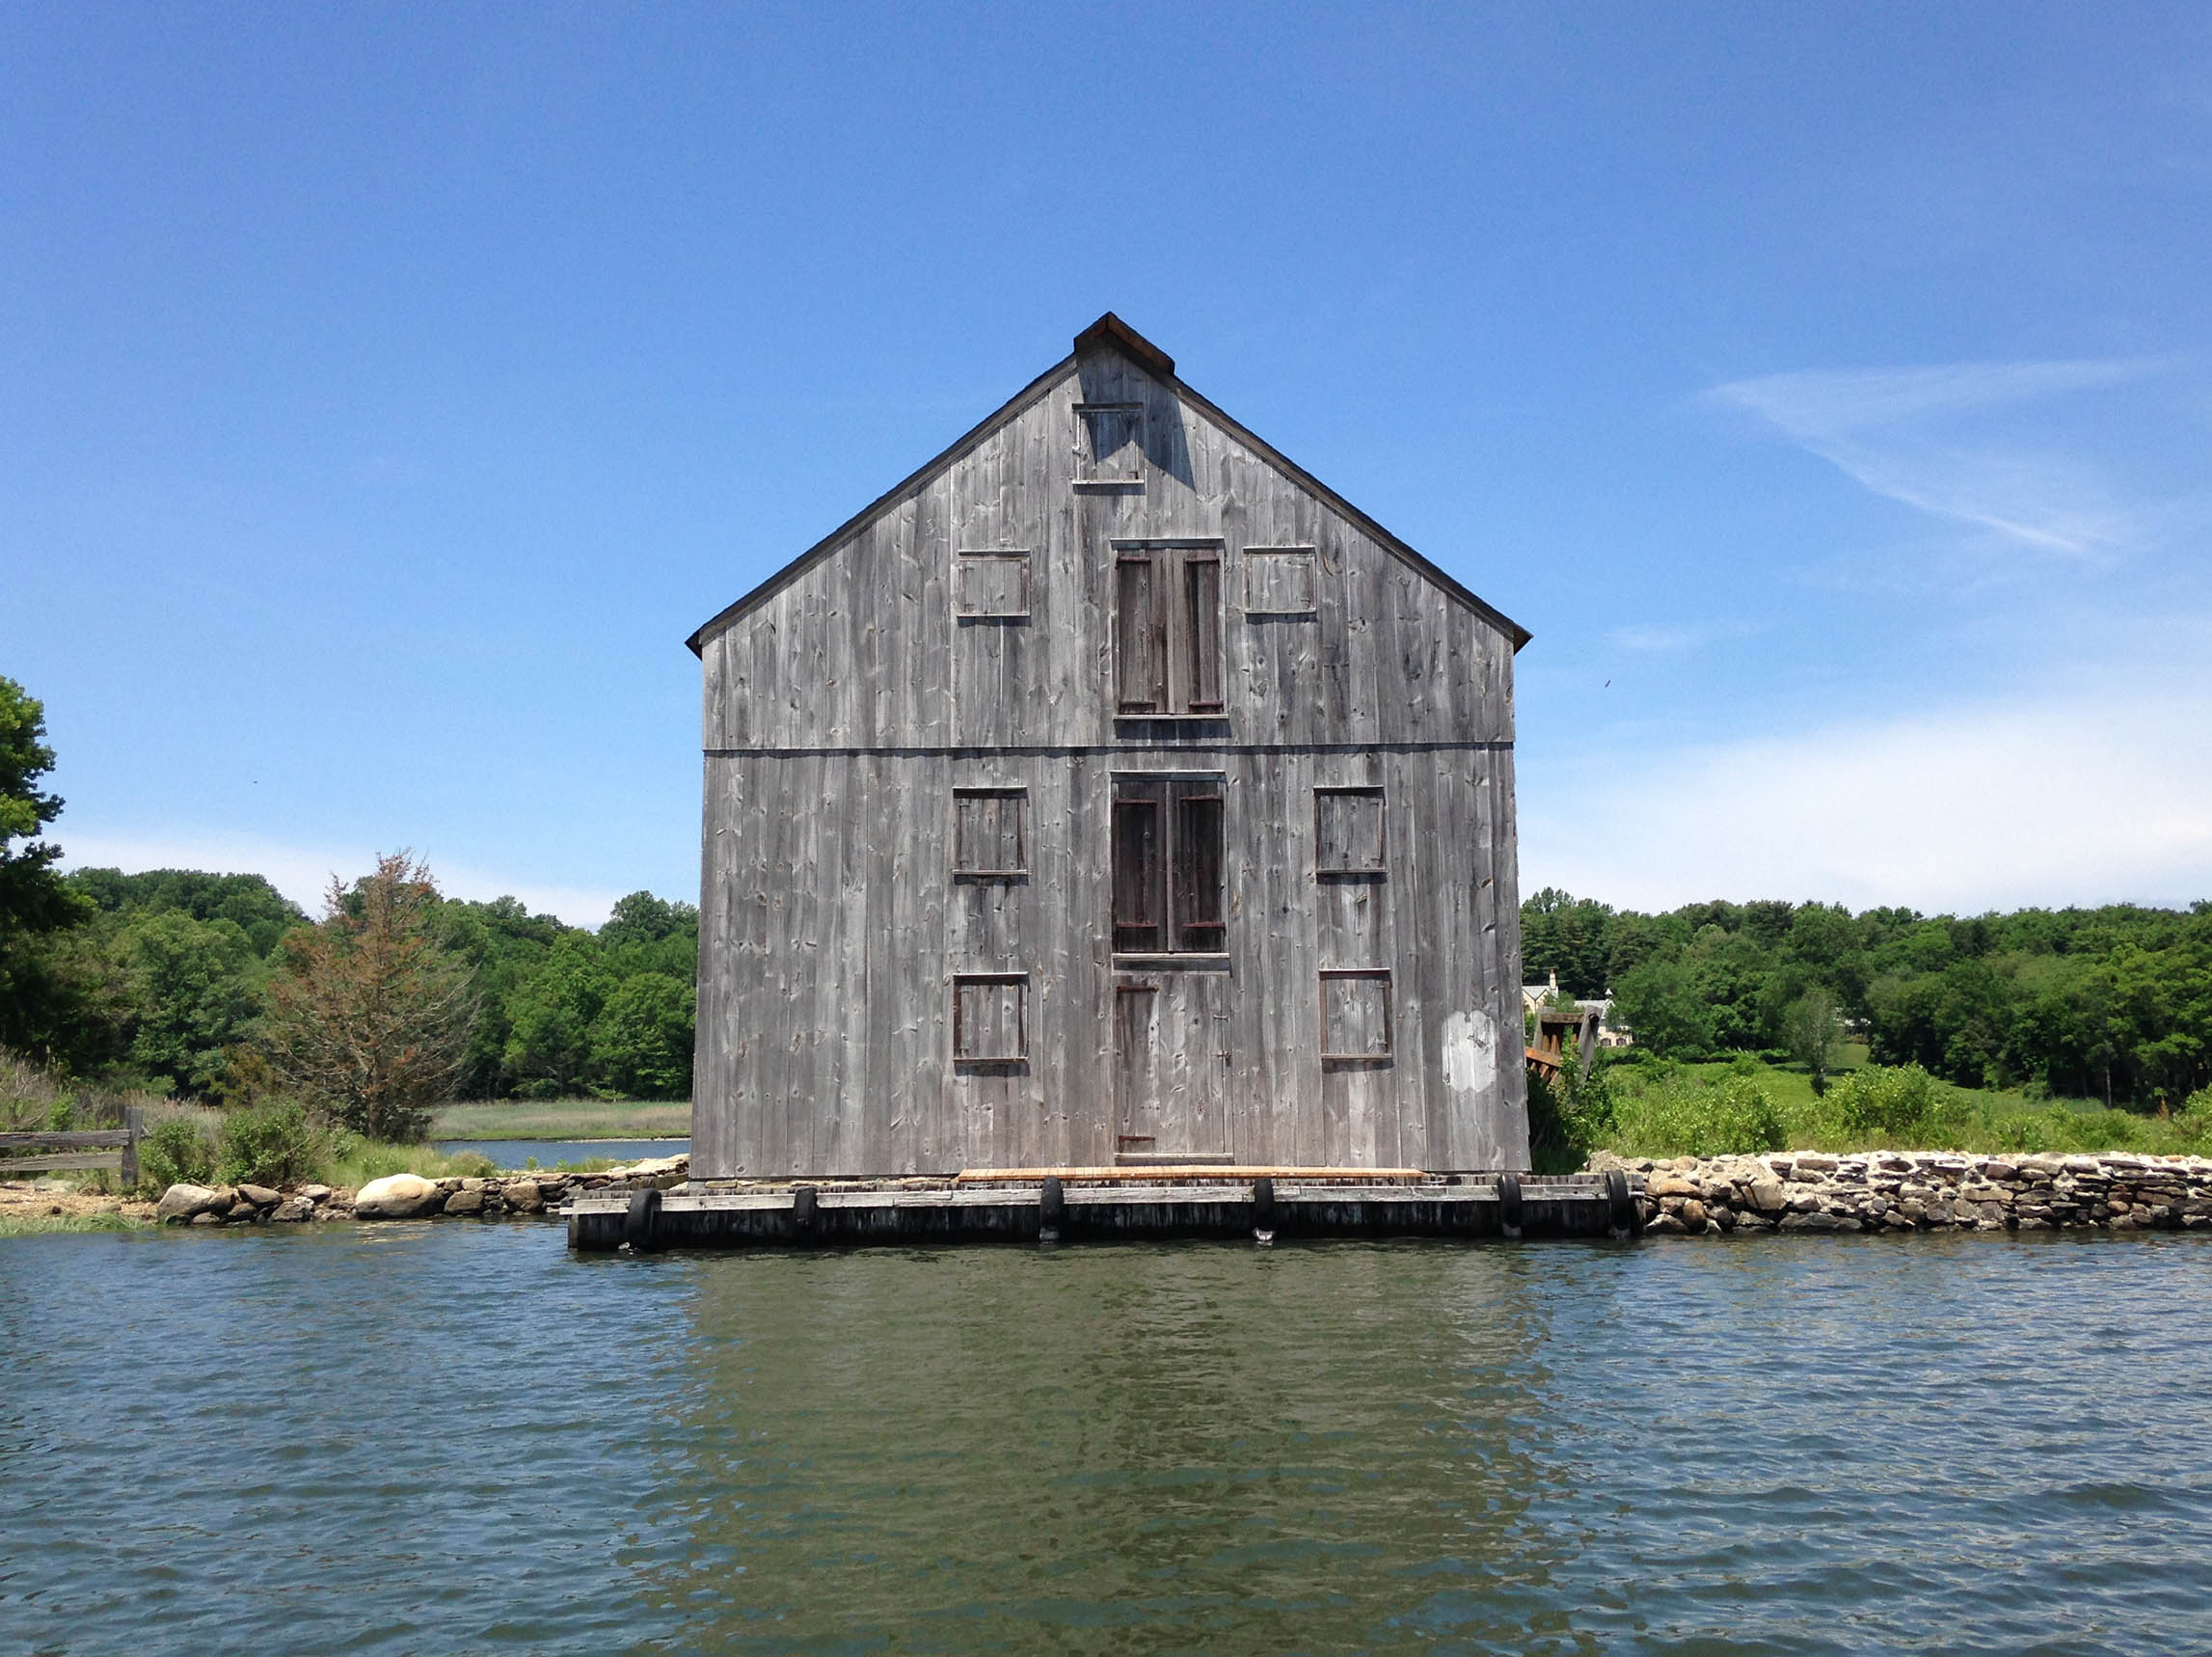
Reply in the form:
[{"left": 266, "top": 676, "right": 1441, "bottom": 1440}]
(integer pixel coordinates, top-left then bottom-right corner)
[{"left": 5, "top": 2, "right": 2208, "bottom": 924}]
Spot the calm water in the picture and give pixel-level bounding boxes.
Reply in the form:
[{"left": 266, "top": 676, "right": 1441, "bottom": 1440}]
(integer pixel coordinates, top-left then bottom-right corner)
[
  {"left": 5, "top": 1229, "right": 2210, "bottom": 1654},
  {"left": 432, "top": 1136, "right": 689, "bottom": 1168}
]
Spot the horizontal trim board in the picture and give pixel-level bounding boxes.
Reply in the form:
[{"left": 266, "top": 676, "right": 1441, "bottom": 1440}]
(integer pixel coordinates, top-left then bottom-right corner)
[{"left": 705, "top": 741, "right": 1515, "bottom": 759}]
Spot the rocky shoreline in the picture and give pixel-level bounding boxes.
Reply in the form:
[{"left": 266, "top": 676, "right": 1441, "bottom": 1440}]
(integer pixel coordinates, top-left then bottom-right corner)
[
  {"left": 1601, "top": 1149, "right": 2212, "bottom": 1235},
  {"left": 147, "top": 1157, "right": 688, "bottom": 1227},
  {"left": 31, "top": 1148, "right": 2212, "bottom": 1237}
]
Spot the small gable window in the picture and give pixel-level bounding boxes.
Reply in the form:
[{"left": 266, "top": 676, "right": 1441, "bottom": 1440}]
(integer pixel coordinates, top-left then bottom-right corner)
[
  {"left": 1320, "top": 969, "right": 1392, "bottom": 1061},
  {"left": 1315, "top": 787, "right": 1386, "bottom": 876},
  {"left": 1075, "top": 402, "right": 1145, "bottom": 486},
  {"left": 953, "top": 972, "right": 1029, "bottom": 1063},
  {"left": 1244, "top": 547, "right": 1317, "bottom": 616},
  {"left": 955, "top": 550, "right": 1030, "bottom": 619},
  {"left": 954, "top": 788, "right": 1027, "bottom": 877}
]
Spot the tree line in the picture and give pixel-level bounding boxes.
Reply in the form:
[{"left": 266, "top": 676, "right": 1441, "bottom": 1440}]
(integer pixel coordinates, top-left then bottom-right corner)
[
  {"left": 2, "top": 674, "right": 696, "bottom": 1127},
  {"left": 1524, "top": 888, "right": 2212, "bottom": 1108}
]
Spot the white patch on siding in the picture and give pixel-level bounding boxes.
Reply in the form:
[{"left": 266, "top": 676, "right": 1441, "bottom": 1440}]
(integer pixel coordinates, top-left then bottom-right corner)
[
  {"left": 1442, "top": 1010, "right": 1496, "bottom": 1100},
  {"left": 1443, "top": 1009, "right": 1503, "bottom": 1166}
]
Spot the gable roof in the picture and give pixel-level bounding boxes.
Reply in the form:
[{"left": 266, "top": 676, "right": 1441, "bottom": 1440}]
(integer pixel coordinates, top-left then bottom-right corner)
[{"left": 687, "top": 314, "right": 1532, "bottom": 655}]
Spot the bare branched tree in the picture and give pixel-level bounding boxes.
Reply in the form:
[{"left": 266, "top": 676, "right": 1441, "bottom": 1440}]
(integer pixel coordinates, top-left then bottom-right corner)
[{"left": 258, "top": 853, "right": 476, "bottom": 1141}]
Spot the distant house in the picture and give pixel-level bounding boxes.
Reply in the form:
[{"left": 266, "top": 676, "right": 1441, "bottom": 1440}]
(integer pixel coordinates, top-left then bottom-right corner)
[{"left": 687, "top": 315, "right": 1533, "bottom": 1178}]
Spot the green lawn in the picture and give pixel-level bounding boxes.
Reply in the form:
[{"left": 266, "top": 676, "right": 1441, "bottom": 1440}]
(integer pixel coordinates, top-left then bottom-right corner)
[
  {"left": 1593, "top": 1046, "right": 2212, "bottom": 1161},
  {"left": 425, "top": 1100, "right": 692, "bottom": 1141}
]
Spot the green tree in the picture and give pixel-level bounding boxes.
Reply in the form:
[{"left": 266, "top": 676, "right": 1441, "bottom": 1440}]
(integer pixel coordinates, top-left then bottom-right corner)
[
  {"left": 68, "top": 867, "right": 306, "bottom": 956},
  {"left": 1610, "top": 958, "right": 1716, "bottom": 1058},
  {"left": 502, "top": 934, "right": 617, "bottom": 1097},
  {"left": 1780, "top": 988, "right": 1840, "bottom": 1095},
  {"left": 257, "top": 854, "right": 477, "bottom": 1140},
  {"left": 118, "top": 910, "right": 262, "bottom": 1097},
  {"left": 588, "top": 972, "right": 696, "bottom": 1099},
  {"left": 0, "top": 675, "right": 94, "bottom": 1059}
]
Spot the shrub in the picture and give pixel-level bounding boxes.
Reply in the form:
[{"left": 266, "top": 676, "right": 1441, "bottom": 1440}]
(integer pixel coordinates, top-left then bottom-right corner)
[
  {"left": 1830, "top": 1064, "right": 1952, "bottom": 1143},
  {"left": 1528, "top": 1046, "right": 1621, "bottom": 1173},
  {"left": 139, "top": 1115, "right": 217, "bottom": 1190},
  {"left": 1612, "top": 1073, "right": 1785, "bottom": 1158},
  {"left": 214, "top": 1098, "right": 332, "bottom": 1187}
]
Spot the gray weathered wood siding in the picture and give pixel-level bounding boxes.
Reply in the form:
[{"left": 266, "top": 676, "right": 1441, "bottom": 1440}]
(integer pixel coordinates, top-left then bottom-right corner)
[{"left": 693, "top": 337, "right": 1527, "bottom": 1177}]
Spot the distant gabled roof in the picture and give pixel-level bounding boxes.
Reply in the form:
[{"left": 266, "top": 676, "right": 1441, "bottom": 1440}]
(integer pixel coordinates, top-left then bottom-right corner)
[{"left": 687, "top": 313, "right": 1531, "bottom": 655}]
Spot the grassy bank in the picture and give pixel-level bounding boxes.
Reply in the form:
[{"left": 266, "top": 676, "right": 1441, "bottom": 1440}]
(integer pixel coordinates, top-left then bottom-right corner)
[
  {"left": 0, "top": 1209, "right": 152, "bottom": 1237},
  {"left": 1565, "top": 1051, "right": 2212, "bottom": 1164},
  {"left": 425, "top": 1100, "right": 690, "bottom": 1141}
]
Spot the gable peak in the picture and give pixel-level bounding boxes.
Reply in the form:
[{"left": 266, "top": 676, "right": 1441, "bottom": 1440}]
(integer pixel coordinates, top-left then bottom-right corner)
[{"left": 1073, "top": 312, "right": 1173, "bottom": 379}]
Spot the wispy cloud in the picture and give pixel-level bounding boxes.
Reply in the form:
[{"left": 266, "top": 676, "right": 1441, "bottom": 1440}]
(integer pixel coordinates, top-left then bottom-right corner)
[
  {"left": 1608, "top": 620, "right": 1760, "bottom": 654},
  {"left": 56, "top": 832, "right": 622, "bottom": 929},
  {"left": 1707, "top": 357, "right": 2172, "bottom": 557},
  {"left": 1523, "top": 664, "right": 2212, "bottom": 914}
]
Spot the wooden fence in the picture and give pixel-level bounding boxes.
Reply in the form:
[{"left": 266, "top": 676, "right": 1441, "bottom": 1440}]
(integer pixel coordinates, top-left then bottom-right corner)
[{"left": 0, "top": 1107, "right": 146, "bottom": 1186}]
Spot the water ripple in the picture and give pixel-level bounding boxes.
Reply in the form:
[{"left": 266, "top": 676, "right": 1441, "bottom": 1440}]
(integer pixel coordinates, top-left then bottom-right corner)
[{"left": 2, "top": 1230, "right": 2208, "bottom": 1650}]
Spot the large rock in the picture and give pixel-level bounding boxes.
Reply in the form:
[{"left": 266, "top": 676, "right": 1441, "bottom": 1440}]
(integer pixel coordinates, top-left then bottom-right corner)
[
  {"left": 353, "top": 1173, "right": 445, "bottom": 1219},
  {"left": 156, "top": 1182, "right": 220, "bottom": 1223},
  {"left": 238, "top": 1183, "right": 282, "bottom": 1207}
]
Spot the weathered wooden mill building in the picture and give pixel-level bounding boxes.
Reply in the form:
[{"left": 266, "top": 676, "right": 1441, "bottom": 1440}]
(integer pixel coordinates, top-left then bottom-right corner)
[{"left": 687, "top": 315, "right": 1531, "bottom": 1180}]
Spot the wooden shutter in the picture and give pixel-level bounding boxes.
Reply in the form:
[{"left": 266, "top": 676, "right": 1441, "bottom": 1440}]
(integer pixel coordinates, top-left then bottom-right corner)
[
  {"left": 953, "top": 974, "right": 1029, "bottom": 1062},
  {"left": 955, "top": 551, "right": 1030, "bottom": 618},
  {"left": 1171, "top": 782, "right": 1225, "bottom": 952},
  {"left": 1243, "top": 547, "right": 1317, "bottom": 615},
  {"left": 1315, "top": 787, "right": 1386, "bottom": 874},
  {"left": 1077, "top": 403, "right": 1144, "bottom": 482},
  {"left": 1116, "top": 556, "right": 1164, "bottom": 713},
  {"left": 1112, "top": 781, "right": 1164, "bottom": 951},
  {"left": 1183, "top": 555, "right": 1222, "bottom": 712},
  {"left": 1320, "top": 970, "right": 1392, "bottom": 1059},
  {"left": 954, "top": 789, "right": 1026, "bottom": 874}
]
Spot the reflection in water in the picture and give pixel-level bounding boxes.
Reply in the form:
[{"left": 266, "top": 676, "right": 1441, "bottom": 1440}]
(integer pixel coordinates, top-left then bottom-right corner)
[
  {"left": 7, "top": 1229, "right": 2212, "bottom": 1652},
  {"left": 650, "top": 1243, "right": 1568, "bottom": 1649}
]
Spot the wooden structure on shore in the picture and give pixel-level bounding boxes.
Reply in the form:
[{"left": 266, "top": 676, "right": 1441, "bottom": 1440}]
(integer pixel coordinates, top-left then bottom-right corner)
[
  {"left": 688, "top": 315, "right": 1532, "bottom": 1180},
  {"left": 0, "top": 1109, "right": 143, "bottom": 1182}
]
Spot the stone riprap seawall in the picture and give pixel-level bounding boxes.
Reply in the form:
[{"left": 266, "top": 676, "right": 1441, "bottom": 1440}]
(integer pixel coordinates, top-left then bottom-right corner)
[
  {"left": 151, "top": 1157, "right": 688, "bottom": 1227},
  {"left": 1601, "top": 1150, "right": 2212, "bottom": 1235}
]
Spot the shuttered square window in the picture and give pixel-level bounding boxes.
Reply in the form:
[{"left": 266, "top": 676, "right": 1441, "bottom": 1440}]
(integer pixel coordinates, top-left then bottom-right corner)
[
  {"left": 955, "top": 550, "right": 1030, "bottom": 618},
  {"left": 1114, "top": 544, "right": 1222, "bottom": 715},
  {"left": 1315, "top": 787, "right": 1386, "bottom": 875},
  {"left": 1075, "top": 402, "right": 1144, "bottom": 484},
  {"left": 1244, "top": 546, "right": 1317, "bottom": 616},
  {"left": 953, "top": 973, "right": 1028, "bottom": 1062},
  {"left": 1112, "top": 775, "right": 1226, "bottom": 955},
  {"left": 953, "top": 788, "right": 1027, "bottom": 876},
  {"left": 1320, "top": 969, "right": 1392, "bottom": 1060}
]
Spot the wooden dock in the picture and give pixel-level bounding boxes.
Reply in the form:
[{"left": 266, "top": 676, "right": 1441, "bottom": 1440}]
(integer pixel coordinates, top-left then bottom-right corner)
[{"left": 565, "top": 1170, "right": 1643, "bottom": 1252}]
